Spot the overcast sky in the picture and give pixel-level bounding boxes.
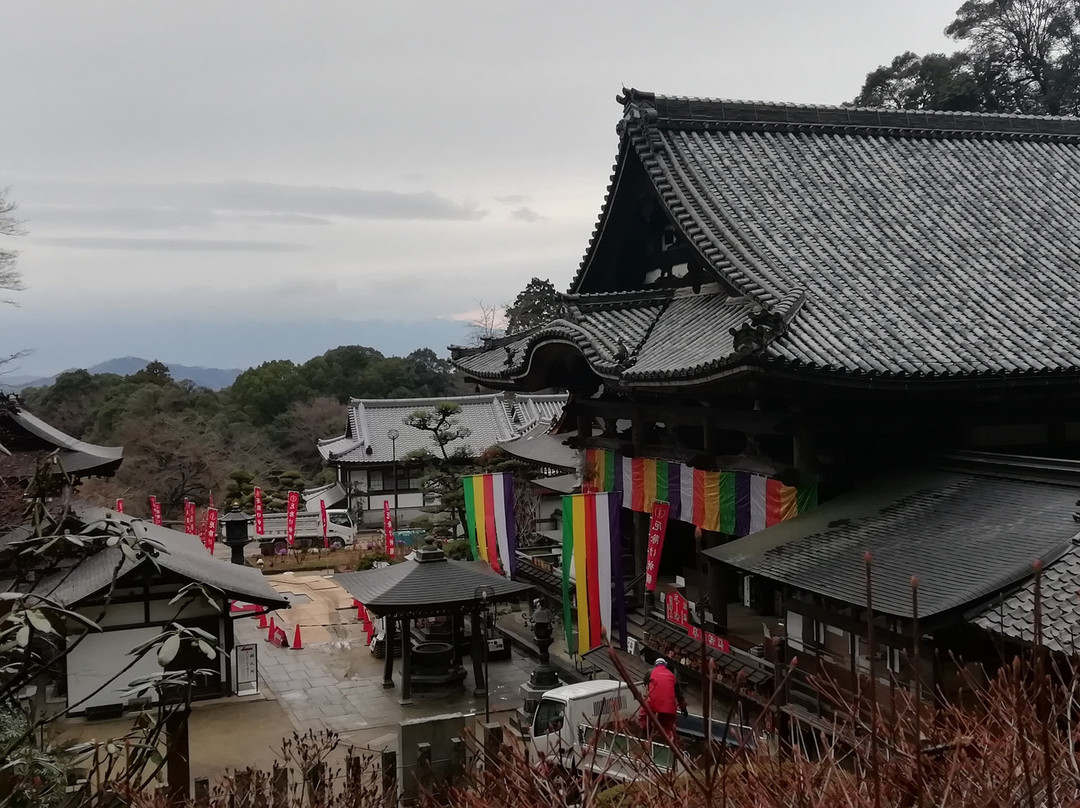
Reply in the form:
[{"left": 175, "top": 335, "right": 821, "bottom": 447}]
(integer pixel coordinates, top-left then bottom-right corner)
[{"left": 0, "top": 1, "right": 956, "bottom": 376}]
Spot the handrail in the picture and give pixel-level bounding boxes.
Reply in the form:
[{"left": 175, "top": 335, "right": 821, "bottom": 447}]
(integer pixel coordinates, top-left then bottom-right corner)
[{"left": 624, "top": 573, "right": 645, "bottom": 597}]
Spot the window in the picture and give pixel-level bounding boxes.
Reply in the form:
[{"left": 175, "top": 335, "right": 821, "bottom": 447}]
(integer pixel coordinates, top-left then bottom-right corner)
[
  {"left": 368, "top": 470, "right": 385, "bottom": 492},
  {"left": 368, "top": 467, "right": 425, "bottom": 492},
  {"left": 533, "top": 698, "right": 565, "bottom": 736}
]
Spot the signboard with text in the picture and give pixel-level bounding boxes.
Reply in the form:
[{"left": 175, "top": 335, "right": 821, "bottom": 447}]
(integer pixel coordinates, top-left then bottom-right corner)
[{"left": 665, "top": 590, "right": 730, "bottom": 654}]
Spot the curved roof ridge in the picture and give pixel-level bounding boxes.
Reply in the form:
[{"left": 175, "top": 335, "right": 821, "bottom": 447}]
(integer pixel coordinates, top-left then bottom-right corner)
[{"left": 620, "top": 86, "right": 1080, "bottom": 133}]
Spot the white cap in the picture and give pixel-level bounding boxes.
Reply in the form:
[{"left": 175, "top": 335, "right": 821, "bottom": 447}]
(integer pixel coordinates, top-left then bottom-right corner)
[{"left": 654, "top": 658, "right": 667, "bottom": 667}]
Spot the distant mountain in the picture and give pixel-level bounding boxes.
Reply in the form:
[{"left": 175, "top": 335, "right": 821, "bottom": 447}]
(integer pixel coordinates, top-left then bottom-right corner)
[{"left": 2, "top": 357, "right": 244, "bottom": 391}]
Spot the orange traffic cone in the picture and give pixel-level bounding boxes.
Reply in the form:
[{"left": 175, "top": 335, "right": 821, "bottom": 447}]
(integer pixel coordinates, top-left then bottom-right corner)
[
  {"left": 268, "top": 616, "right": 276, "bottom": 642},
  {"left": 292, "top": 624, "right": 303, "bottom": 650},
  {"left": 257, "top": 612, "right": 268, "bottom": 629}
]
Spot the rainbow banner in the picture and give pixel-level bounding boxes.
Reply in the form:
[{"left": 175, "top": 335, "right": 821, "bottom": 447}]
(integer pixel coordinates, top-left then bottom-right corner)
[
  {"left": 584, "top": 448, "right": 817, "bottom": 536},
  {"left": 462, "top": 472, "right": 518, "bottom": 579},
  {"left": 561, "top": 492, "right": 625, "bottom": 655}
]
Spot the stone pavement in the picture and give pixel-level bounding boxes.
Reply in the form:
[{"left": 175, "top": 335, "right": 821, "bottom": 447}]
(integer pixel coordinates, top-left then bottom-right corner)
[{"left": 242, "top": 571, "right": 536, "bottom": 752}]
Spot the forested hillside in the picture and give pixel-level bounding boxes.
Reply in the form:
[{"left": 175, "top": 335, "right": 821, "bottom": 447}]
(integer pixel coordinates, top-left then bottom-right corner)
[{"left": 20, "top": 346, "right": 468, "bottom": 520}]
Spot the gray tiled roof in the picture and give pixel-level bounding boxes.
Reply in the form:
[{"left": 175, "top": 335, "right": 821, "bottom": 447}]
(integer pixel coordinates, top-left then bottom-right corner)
[
  {"left": 453, "top": 284, "right": 756, "bottom": 384},
  {"left": 497, "top": 422, "right": 579, "bottom": 471},
  {"left": 40, "top": 507, "right": 288, "bottom": 609},
  {"left": 455, "top": 90, "right": 1080, "bottom": 386},
  {"left": 973, "top": 547, "right": 1080, "bottom": 654},
  {"left": 318, "top": 393, "right": 567, "bottom": 465},
  {"left": 336, "top": 553, "right": 532, "bottom": 615},
  {"left": 0, "top": 397, "right": 123, "bottom": 478},
  {"left": 705, "top": 467, "right": 1080, "bottom": 619}
]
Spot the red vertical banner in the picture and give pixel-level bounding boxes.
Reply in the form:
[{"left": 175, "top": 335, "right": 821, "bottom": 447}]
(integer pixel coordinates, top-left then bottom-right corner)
[
  {"left": 115, "top": 498, "right": 124, "bottom": 513},
  {"left": 320, "top": 499, "right": 329, "bottom": 548},
  {"left": 183, "top": 500, "right": 196, "bottom": 535},
  {"left": 148, "top": 496, "right": 162, "bottom": 526},
  {"left": 644, "top": 501, "right": 670, "bottom": 592},
  {"left": 482, "top": 474, "right": 501, "bottom": 574},
  {"left": 204, "top": 507, "right": 218, "bottom": 552},
  {"left": 383, "top": 502, "right": 395, "bottom": 557},
  {"left": 286, "top": 491, "right": 299, "bottom": 546},
  {"left": 209, "top": 490, "right": 215, "bottom": 509},
  {"left": 253, "top": 487, "right": 265, "bottom": 535}
]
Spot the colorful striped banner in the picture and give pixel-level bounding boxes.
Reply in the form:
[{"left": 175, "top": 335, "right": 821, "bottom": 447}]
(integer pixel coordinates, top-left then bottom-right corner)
[
  {"left": 462, "top": 472, "right": 518, "bottom": 578},
  {"left": 583, "top": 448, "right": 817, "bottom": 537},
  {"left": 561, "top": 492, "right": 625, "bottom": 655}
]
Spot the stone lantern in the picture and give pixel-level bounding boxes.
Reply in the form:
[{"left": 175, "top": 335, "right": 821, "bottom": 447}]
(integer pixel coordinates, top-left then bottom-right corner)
[
  {"left": 516, "top": 599, "right": 561, "bottom": 734},
  {"left": 220, "top": 508, "right": 252, "bottom": 566}
]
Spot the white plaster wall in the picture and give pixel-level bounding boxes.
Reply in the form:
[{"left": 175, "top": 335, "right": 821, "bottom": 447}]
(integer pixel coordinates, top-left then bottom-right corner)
[{"left": 67, "top": 628, "right": 164, "bottom": 712}]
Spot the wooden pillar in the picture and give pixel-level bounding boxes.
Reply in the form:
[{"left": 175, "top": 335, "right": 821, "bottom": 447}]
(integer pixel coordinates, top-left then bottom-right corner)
[
  {"left": 381, "top": 750, "right": 397, "bottom": 808},
  {"left": 271, "top": 764, "right": 288, "bottom": 808},
  {"left": 451, "top": 612, "right": 464, "bottom": 667},
  {"left": 401, "top": 617, "right": 413, "bottom": 702},
  {"left": 793, "top": 429, "right": 817, "bottom": 477},
  {"left": 576, "top": 414, "right": 592, "bottom": 441},
  {"left": 631, "top": 413, "right": 650, "bottom": 610},
  {"left": 708, "top": 558, "right": 728, "bottom": 634},
  {"left": 470, "top": 609, "right": 486, "bottom": 694},
  {"left": 382, "top": 617, "right": 396, "bottom": 689},
  {"left": 164, "top": 707, "right": 191, "bottom": 806}
]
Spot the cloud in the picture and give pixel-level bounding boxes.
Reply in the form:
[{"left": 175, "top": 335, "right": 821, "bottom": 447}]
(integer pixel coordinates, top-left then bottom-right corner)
[
  {"left": 35, "top": 236, "right": 310, "bottom": 252},
  {"left": 21, "top": 205, "right": 334, "bottom": 230},
  {"left": 495, "top": 194, "right": 529, "bottom": 204},
  {"left": 20, "top": 205, "right": 215, "bottom": 230},
  {"left": 510, "top": 206, "right": 544, "bottom": 223},
  {"left": 17, "top": 179, "right": 488, "bottom": 223}
]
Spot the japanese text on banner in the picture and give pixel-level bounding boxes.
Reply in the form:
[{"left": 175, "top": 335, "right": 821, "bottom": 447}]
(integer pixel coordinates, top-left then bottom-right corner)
[
  {"left": 285, "top": 491, "right": 299, "bottom": 546},
  {"left": 383, "top": 502, "right": 395, "bottom": 557},
  {"left": 115, "top": 498, "right": 124, "bottom": 513},
  {"left": 253, "top": 487, "right": 264, "bottom": 535},
  {"left": 148, "top": 495, "right": 162, "bottom": 526},
  {"left": 183, "top": 500, "right": 196, "bottom": 535},
  {"left": 644, "top": 501, "right": 669, "bottom": 592},
  {"left": 204, "top": 507, "right": 218, "bottom": 551}
]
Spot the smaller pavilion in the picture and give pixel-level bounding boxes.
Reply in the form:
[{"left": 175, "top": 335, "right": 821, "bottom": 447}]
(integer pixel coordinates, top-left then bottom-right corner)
[
  {"left": 336, "top": 540, "right": 532, "bottom": 702},
  {"left": 0, "top": 394, "right": 123, "bottom": 481}
]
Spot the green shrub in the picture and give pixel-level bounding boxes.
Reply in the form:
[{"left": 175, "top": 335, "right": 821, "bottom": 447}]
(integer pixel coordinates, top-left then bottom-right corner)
[
  {"left": 443, "top": 539, "right": 472, "bottom": 560},
  {"left": 358, "top": 550, "right": 391, "bottom": 570}
]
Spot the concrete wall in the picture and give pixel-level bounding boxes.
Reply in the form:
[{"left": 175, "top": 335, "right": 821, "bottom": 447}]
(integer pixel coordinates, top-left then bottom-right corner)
[{"left": 398, "top": 712, "right": 468, "bottom": 802}]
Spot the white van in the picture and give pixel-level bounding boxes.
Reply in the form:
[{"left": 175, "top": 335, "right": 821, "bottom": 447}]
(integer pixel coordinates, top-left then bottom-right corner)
[{"left": 529, "top": 680, "right": 673, "bottom": 779}]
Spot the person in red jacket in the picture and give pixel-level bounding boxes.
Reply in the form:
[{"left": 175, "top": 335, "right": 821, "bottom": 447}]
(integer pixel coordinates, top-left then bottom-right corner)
[{"left": 639, "top": 658, "right": 687, "bottom": 737}]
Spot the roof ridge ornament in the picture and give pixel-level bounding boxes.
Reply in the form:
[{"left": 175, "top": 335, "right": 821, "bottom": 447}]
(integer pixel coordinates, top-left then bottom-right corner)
[{"left": 730, "top": 303, "right": 791, "bottom": 355}]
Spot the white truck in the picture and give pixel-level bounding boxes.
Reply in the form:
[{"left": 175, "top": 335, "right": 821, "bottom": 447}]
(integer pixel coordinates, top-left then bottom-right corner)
[
  {"left": 255, "top": 509, "right": 355, "bottom": 554},
  {"left": 528, "top": 680, "right": 672, "bottom": 781},
  {"left": 528, "top": 680, "right": 756, "bottom": 783}
]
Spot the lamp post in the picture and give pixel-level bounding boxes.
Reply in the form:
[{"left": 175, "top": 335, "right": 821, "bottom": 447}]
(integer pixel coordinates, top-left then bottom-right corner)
[
  {"left": 474, "top": 585, "right": 495, "bottom": 722},
  {"left": 387, "top": 428, "right": 400, "bottom": 530}
]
